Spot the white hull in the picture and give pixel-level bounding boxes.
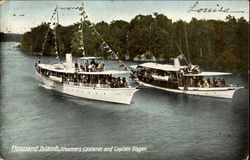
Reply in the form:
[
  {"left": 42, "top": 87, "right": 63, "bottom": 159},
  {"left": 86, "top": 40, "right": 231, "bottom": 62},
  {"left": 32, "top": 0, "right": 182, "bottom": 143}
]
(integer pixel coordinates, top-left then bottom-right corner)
[
  {"left": 138, "top": 80, "right": 242, "bottom": 99},
  {"left": 36, "top": 72, "right": 138, "bottom": 104}
]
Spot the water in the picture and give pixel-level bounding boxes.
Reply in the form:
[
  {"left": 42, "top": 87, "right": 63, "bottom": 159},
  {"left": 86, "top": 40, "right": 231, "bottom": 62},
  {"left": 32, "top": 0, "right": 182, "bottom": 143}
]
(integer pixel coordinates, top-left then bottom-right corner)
[{"left": 0, "top": 42, "right": 248, "bottom": 160}]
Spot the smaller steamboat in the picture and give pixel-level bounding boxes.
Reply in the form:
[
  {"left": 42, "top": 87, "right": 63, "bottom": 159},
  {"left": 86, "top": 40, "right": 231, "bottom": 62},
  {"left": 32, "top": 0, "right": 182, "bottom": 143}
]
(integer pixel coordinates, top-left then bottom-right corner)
[{"left": 131, "top": 57, "right": 243, "bottom": 99}]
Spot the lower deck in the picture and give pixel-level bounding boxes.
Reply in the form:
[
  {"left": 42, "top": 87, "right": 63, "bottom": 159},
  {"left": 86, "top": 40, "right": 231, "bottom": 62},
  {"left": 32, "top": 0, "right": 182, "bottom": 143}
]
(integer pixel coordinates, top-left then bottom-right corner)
[
  {"left": 137, "top": 79, "right": 241, "bottom": 99},
  {"left": 36, "top": 72, "right": 138, "bottom": 104}
]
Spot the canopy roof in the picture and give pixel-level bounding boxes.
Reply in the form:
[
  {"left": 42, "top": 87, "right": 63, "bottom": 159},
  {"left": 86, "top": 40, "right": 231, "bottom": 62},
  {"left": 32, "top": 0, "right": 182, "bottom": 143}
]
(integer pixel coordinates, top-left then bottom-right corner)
[
  {"left": 79, "top": 70, "right": 129, "bottom": 75},
  {"left": 184, "top": 72, "right": 232, "bottom": 76},
  {"left": 79, "top": 56, "right": 103, "bottom": 60},
  {"left": 38, "top": 63, "right": 128, "bottom": 75},
  {"left": 137, "top": 62, "right": 186, "bottom": 71}
]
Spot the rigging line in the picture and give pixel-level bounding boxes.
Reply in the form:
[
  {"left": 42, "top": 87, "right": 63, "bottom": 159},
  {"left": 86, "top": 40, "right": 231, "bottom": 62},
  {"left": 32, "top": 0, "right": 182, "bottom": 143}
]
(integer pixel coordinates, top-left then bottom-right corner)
[
  {"left": 41, "top": 8, "right": 57, "bottom": 58},
  {"left": 90, "top": 25, "right": 141, "bottom": 83},
  {"left": 184, "top": 23, "right": 191, "bottom": 64},
  {"left": 175, "top": 42, "right": 189, "bottom": 65},
  {"left": 79, "top": 9, "right": 140, "bottom": 81}
]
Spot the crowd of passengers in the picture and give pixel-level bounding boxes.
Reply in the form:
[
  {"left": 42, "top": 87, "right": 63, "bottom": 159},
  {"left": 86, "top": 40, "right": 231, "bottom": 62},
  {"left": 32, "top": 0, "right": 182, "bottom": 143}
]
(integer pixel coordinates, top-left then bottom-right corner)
[
  {"left": 38, "top": 68, "right": 128, "bottom": 88},
  {"left": 134, "top": 68, "right": 227, "bottom": 88},
  {"left": 183, "top": 76, "right": 226, "bottom": 88},
  {"left": 75, "top": 59, "right": 105, "bottom": 72},
  {"left": 134, "top": 69, "right": 178, "bottom": 82}
]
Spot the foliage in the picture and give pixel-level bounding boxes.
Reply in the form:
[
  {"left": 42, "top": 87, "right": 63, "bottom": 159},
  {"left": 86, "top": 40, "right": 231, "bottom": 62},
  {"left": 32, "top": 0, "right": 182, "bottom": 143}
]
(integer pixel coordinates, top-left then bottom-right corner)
[
  {"left": 20, "top": 14, "right": 248, "bottom": 73},
  {"left": 0, "top": 32, "right": 22, "bottom": 42}
]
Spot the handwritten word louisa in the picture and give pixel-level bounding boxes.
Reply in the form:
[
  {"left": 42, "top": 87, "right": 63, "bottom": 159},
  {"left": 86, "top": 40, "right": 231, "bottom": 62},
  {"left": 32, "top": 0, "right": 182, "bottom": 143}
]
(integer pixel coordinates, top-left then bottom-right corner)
[{"left": 189, "top": 1, "right": 246, "bottom": 13}]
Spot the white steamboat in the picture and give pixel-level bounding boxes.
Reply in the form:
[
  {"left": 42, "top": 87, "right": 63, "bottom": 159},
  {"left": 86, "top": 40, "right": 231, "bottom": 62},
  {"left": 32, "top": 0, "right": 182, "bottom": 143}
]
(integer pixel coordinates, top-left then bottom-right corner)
[
  {"left": 132, "top": 58, "right": 243, "bottom": 99},
  {"left": 36, "top": 55, "right": 138, "bottom": 104},
  {"left": 35, "top": 4, "right": 138, "bottom": 104}
]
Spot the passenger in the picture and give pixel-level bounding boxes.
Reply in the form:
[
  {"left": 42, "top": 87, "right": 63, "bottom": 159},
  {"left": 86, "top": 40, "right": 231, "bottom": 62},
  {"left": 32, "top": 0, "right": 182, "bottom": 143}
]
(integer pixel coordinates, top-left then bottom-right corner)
[
  {"left": 221, "top": 79, "right": 226, "bottom": 87},
  {"left": 110, "top": 78, "right": 115, "bottom": 88},
  {"left": 88, "top": 64, "right": 93, "bottom": 72},
  {"left": 117, "top": 77, "right": 121, "bottom": 87},
  {"left": 75, "top": 62, "right": 79, "bottom": 71},
  {"left": 90, "top": 59, "right": 95, "bottom": 65},
  {"left": 97, "top": 63, "right": 102, "bottom": 71},
  {"left": 114, "top": 78, "right": 118, "bottom": 88},
  {"left": 207, "top": 78, "right": 211, "bottom": 85},
  {"left": 95, "top": 63, "right": 99, "bottom": 69},
  {"left": 210, "top": 81, "right": 214, "bottom": 87},
  {"left": 96, "top": 80, "right": 101, "bottom": 88},
  {"left": 217, "top": 79, "right": 222, "bottom": 87},
  {"left": 197, "top": 80, "right": 202, "bottom": 88},
  {"left": 203, "top": 80, "right": 209, "bottom": 88},
  {"left": 122, "top": 78, "right": 128, "bottom": 87},
  {"left": 86, "top": 63, "right": 89, "bottom": 72},
  {"left": 189, "top": 77, "right": 194, "bottom": 87},
  {"left": 92, "top": 64, "right": 96, "bottom": 72},
  {"left": 80, "top": 64, "right": 84, "bottom": 71}
]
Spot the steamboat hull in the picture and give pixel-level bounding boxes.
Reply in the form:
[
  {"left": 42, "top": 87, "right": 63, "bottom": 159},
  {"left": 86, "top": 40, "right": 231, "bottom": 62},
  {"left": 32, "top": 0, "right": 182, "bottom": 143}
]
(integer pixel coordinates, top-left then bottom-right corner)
[
  {"left": 138, "top": 80, "right": 242, "bottom": 99},
  {"left": 36, "top": 72, "right": 138, "bottom": 104}
]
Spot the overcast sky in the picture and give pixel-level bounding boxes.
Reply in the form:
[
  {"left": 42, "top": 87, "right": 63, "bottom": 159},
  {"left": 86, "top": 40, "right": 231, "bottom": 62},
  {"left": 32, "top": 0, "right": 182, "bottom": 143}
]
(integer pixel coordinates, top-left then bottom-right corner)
[{"left": 0, "top": 0, "right": 249, "bottom": 34}]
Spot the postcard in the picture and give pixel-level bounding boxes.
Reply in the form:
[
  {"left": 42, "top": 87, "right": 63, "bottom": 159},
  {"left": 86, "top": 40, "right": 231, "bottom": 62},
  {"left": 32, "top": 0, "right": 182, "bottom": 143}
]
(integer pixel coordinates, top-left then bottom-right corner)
[{"left": 0, "top": 1, "right": 249, "bottom": 160}]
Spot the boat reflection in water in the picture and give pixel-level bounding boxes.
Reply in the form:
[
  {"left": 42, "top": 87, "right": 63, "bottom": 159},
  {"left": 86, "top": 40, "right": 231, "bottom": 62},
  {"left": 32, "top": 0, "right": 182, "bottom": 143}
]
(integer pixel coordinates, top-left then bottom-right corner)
[{"left": 131, "top": 57, "right": 244, "bottom": 99}]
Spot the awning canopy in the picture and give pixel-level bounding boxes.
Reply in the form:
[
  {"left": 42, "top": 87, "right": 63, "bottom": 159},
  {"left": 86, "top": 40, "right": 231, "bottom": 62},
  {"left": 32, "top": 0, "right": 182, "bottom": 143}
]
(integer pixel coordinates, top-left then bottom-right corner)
[
  {"left": 184, "top": 72, "right": 232, "bottom": 76},
  {"left": 137, "top": 62, "right": 186, "bottom": 71},
  {"left": 38, "top": 63, "right": 129, "bottom": 75},
  {"left": 78, "top": 70, "right": 129, "bottom": 75},
  {"left": 79, "top": 56, "right": 103, "bottom": 60}
]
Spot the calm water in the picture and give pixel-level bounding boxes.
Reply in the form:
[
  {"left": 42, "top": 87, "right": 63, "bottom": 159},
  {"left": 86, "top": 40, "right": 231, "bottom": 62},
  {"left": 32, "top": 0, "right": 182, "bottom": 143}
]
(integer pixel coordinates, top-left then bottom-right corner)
[{"left": 0, "top": 42, "right": 249, "bottom": 160}]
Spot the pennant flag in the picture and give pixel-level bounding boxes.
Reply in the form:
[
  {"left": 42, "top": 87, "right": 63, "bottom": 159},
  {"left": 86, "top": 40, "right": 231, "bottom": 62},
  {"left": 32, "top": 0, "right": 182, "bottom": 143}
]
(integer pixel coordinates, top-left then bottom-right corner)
[
  {"left": 79, "top": 11, "right": 85, "bottom": 16},
  {"left": 79, "top": 47, "right": 84, "bottom": 50},
  {"left": 119, "top": 63, "right": 124, "bottom": 67},
  {"left": 103, "top": 45, "right": 109, "bottom": 49}
]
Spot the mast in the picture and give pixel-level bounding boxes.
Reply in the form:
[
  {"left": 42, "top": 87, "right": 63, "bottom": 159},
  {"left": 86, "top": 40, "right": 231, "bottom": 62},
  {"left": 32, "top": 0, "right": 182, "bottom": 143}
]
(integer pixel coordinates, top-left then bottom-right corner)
[
  {"left": 184, "top": 23, "right": 190, "bottom": 64},
  {"left": 55, "top": 5, "right": 62, "bottom": 61},
  {"left": 80, "top": 2, "right": 86, "bottom": 57}
]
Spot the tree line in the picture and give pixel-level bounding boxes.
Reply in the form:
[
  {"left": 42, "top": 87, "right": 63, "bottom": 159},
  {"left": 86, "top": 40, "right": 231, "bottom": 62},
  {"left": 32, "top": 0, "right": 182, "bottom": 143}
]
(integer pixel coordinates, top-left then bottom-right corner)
[
  {"left": 20, "top": 13, "right": 248, "bottom": 73},
  {"left": 0, "top": 32, "right": 22, "bottom": 42}
]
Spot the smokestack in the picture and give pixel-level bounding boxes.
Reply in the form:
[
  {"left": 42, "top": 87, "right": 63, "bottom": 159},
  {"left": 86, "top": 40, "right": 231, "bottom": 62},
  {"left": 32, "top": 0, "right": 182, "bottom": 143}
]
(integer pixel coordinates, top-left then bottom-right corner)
[
  {"left": 174, "top": 58, "right": 180, "bottom": 69},
  {"left": 66, "top": 53, "right": 73, "bottom": 70}
]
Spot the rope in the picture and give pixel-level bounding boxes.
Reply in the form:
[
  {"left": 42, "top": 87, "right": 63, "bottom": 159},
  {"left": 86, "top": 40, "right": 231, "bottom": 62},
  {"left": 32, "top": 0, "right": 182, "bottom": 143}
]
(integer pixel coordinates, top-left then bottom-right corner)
[
  {"left": 77, "top": 9, "right": 140, "bottom": 81},
  {"left": 40, "top": 8, "right": 57, "bottom": 58}
]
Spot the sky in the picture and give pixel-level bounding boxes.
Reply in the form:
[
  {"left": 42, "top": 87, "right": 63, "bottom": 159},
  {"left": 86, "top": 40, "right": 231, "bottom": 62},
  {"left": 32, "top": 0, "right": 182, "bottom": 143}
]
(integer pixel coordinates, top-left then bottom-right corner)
[{"left": 0, "top": 0, "right": 249, "bottom": 34}]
